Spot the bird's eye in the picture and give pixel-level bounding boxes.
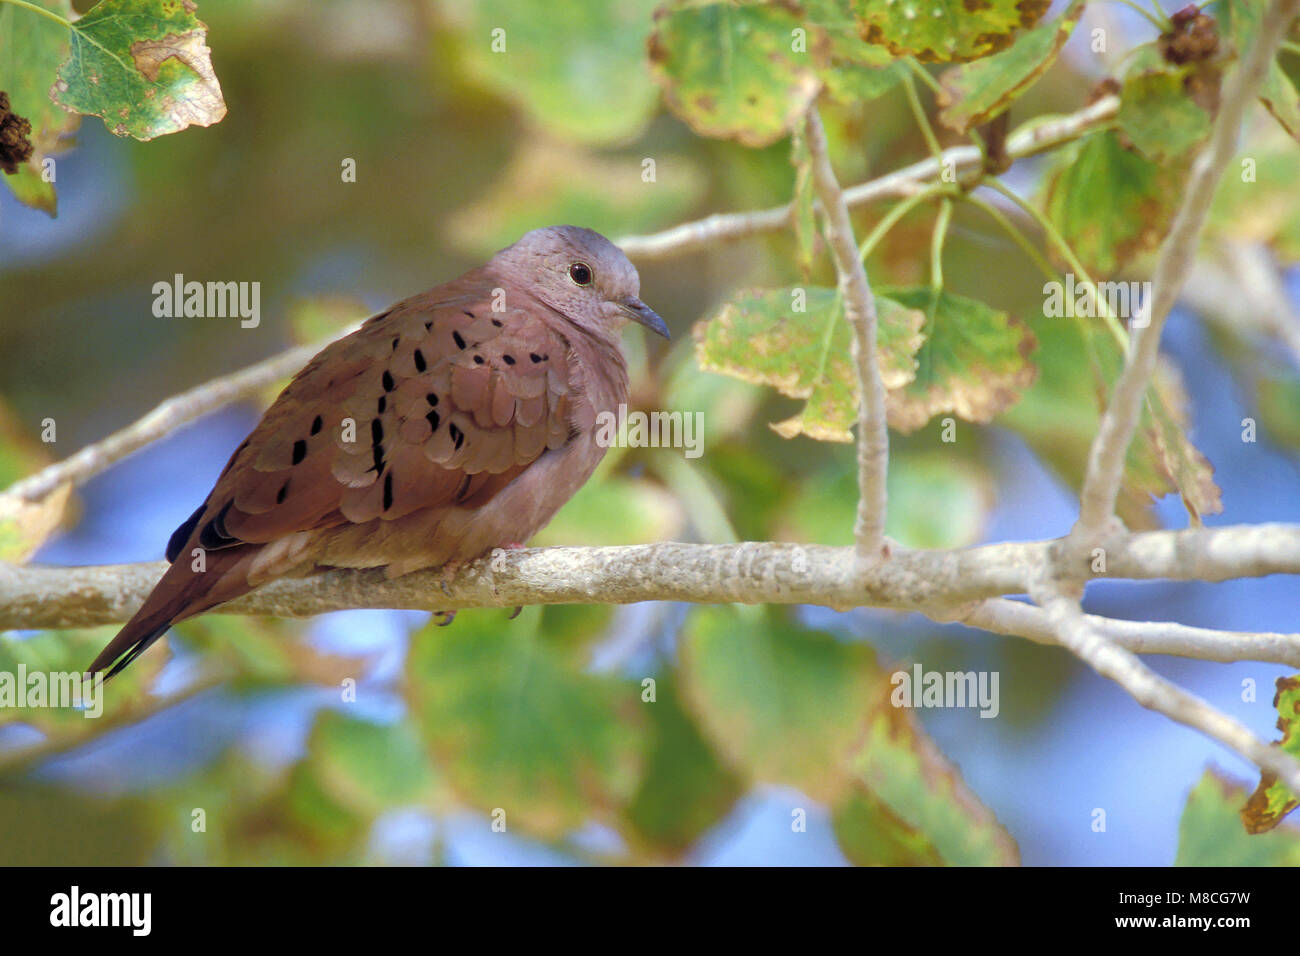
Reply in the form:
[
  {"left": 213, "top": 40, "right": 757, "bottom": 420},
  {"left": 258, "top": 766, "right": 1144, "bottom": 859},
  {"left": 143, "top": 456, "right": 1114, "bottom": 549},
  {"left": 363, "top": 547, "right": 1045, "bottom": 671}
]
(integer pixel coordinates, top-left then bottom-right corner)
[{"left": 568, "top": 262, "right": 593, "bottom": 286}]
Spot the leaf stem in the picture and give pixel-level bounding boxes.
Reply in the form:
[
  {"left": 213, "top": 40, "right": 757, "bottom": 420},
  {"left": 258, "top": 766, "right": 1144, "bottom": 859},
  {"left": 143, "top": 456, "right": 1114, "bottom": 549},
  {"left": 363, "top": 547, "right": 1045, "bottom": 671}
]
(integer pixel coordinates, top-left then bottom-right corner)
[
  {"left": 0, "top": 0, "right": 70, "bottom": 29},
  {"left": 930, "top": 198, "right": 953, "bottom": 291},
  {"left": 857, "top": 182, "right": 945, "bottom": 263},
  {"left": 961, "top": 192, "right": 1059, "bottom": 282},
  {"left": 901, "top": 68, "right": 945, "bottom": 163},
  {"left": 904, "top": 57, "right": 942, "bottom": 96},
  {"left": 983, "top": 178, "right": 1128, "bottom": 347},
  {"left": 1100, "top": 0, "right": 1172, "bottom": 31}
]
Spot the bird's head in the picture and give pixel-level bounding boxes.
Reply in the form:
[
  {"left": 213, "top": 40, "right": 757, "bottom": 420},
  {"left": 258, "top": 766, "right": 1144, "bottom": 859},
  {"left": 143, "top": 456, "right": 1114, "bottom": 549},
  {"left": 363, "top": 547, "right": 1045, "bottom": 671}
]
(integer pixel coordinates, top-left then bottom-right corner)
[{"left": 493, "top": 225, "right": 669, "bottom": 341}]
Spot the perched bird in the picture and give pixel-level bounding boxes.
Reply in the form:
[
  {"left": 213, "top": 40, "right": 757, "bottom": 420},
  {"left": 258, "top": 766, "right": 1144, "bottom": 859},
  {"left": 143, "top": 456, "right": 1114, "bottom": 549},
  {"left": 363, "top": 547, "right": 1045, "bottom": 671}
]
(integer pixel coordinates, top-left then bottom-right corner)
[{"left": 90, "top": 226, "right": 668, "bottom": 678}]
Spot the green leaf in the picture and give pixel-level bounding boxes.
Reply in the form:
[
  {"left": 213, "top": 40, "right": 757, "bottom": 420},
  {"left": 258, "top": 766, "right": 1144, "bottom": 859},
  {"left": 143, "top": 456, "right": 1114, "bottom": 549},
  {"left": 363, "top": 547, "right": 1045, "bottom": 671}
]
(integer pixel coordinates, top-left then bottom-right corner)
[
  {"left": 692, "top": 286, "right": 925, "bottom": 442},
  {"left": 880, "top": 286, "right": 1037, "bottom": 433},
  {"left": 1118, "top": 47, "right": 1215, "bottom": 163},
  {"left": 936, "top": 3, "right": 1082, "bottom": 132},
  {"left": 1209, "top": 132, "right": 1300, "bottom": 262},
  {"left": 1228, "top": 0, "right": 1300, "bottom": 141},
  {"left": 1040, "top": 128, "right": 1180, "bottom": 277},
  {"left": 52, "top": 0, "right": 226, "bottom": 141},
  {"left": 648, "top": 1, "right": 821, "bottom": 147},
  {"left": 1255, "top": 374, "right": 1300, "bottom": 449},
  {"left": 831, "top": 787, "right": 946, "bottom": 865},
  {"left": 439, "top": 0, "right": 660, "bottom": 145},
  {"left": 789, "top": 448, "right": 994, "bottom": 549},
  {"left": 0, "top": 401, "right": 69, "bottom": 563},
  {"left": 680, "top": 606, "right": 1017, "bottom": 864},
  {"left": 678, "top": 606, "right": 882, "bottom": 802},
  {"left": 405, "top": 606, "right": 644, "bottom": 839},
  {"left": 0, "top": 0, "right": 77, "bottom": 213},
  {"left": 854, "top": 0, "right": 1051, "bottom": 63},
  {"left": 298, "top": 711, "right": 436, "bottom": 818},
  {"left": 848, "top": 697, "right": 1020, "bottom": 865},
  {"left": 1241, "top": 675, "right": 1300, "bottom": 833},
  {"left": 1177, "top": 769, "right": 1300, "bottom": 865},
  {"left": 804, "top": 0, "right": 903, "bottom": 103},
  {"left": 0, "top": 627, "right": 164, "bottom": 732},
  {"left": 621, "top": 675, "right": 746, "bottom": 858},
  {"left": 999, "top": 311, "right": 1221, "bottom": 528},
  {"left": 535, "top": 456, "right": 686, "bottom": 547}
]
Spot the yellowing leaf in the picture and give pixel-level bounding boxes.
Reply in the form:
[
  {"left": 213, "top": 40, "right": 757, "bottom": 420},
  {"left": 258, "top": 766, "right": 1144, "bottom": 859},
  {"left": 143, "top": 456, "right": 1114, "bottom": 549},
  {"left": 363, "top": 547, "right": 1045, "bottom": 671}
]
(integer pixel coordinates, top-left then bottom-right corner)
[
  {"left": 1118, "top": 47, "right": 1217, "bottom": 163},
  {"left": 692, "top": 286, "right": 925, "bottom": 442},
  {"left": 52, "top": 0, "right": 226, "bottom": 141},
  {"left": 0, "top": 402, "right": 69, "bottom": 563},
  {"left": 936, "top": 3, "right": 1082, "bottom": 132},
  {"left": 849, "top": 694, "right": 1020, "bottom": 865},
  {"left": 648, "top": 1, "right": 821, "bottom": 147},
  {"left": 854, "top": 0, "right": 1051, "bottom": 63},
  {"left": 0, "top": 0, "right": 77, "bottom": 213},
  {"left": 880, "top": 286, "right": 1036, "bottom": 433},
  {"left": 1178, "top": 769, "right": 1300, "bottom": 865},
  {"left": 1041, "top": 128, "right": 1181, "bottom": 277},
  {"left": 1241, "top": 675, "right": 1300, "bottom": 833}
]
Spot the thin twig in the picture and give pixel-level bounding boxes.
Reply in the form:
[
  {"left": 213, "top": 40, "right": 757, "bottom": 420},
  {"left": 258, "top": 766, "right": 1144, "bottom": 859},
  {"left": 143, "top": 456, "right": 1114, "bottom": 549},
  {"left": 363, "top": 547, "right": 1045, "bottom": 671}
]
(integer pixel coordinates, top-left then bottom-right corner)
[
  {"left": 964, "top": 597, "right": 1300, "bottom": 667},
  {"left": 1075, "top": 0, "right": 1300, "bottom": 536},
  {"left": 1032, "top": 585, "right": 1300, "bottom": 798},
  {"left": 0, "top": 324, "right": 360, "bottom": 507},
  {"left": 803, "top": 108, "right": 889, "bottom": 558},
  {"left": 615, "top": 96, "right": 1120, "bottom": 261}
]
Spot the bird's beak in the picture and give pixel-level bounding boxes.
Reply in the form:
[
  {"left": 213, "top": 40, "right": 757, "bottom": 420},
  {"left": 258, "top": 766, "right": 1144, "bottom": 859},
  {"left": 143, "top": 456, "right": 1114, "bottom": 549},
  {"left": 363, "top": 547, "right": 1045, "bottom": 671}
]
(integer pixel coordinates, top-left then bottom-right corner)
[{"left": 617, "top": 296, "right": 670, "bottom": 339}]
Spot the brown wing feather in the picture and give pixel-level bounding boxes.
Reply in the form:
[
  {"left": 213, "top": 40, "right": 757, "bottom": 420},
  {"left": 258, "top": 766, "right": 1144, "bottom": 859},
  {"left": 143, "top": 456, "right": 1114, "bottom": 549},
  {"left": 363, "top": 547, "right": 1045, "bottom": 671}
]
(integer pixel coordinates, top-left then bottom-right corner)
[{"left": 186, "top": 282, "right": 574, "bottom": 555}]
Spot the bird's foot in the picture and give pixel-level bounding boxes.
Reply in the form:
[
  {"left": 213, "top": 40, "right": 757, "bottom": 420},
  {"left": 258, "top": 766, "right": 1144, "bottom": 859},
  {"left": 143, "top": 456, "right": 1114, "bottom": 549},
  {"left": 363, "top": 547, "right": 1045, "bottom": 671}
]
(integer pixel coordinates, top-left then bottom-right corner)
[
  {"left": 433, "top": 609, "right": 457, "bottom": 627},
  {"left": 507, "top": 605, "right": 523, "bottom": 620},
  {"left": 437, "top": 561, "right": 461, "bottom": 598}
]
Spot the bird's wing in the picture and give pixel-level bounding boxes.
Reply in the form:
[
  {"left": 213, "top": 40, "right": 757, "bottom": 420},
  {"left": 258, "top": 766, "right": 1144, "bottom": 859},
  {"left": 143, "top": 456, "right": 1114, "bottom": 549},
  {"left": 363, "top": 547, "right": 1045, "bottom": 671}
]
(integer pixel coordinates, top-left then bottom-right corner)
[{"left": 168, "top": 282, "right": 577, "bottom": 562}]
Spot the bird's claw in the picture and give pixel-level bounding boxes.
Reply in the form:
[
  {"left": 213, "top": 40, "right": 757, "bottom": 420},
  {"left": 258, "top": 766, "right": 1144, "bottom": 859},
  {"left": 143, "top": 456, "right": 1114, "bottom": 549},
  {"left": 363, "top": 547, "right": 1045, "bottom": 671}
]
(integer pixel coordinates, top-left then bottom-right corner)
[
  {"left": 507, "top": 605, "right": 523, "bottom": 620},
  {"left": 434, "top": 609, "right": 457, "bottom": 627}
]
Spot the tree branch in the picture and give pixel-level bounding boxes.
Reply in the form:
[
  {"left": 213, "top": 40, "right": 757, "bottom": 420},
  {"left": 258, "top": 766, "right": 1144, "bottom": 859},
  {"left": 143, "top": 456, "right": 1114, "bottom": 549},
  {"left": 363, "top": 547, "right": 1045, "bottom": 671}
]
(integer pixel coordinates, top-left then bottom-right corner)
[
  {"left": 1031, "top": 584, "right": 1300, "bottom": 798},
  {"left": 1075, "top": 0, "right": 1300, "bottom": 536},
  {"left": 6, "top": 523, "right": 1300, "bottom": 631},
  {"left": 963, "top": 597, "right": 1300, "bottom": 667},
  {"left": 0, "top": 324, "right": 359, "bottom": 508},
  {"left": 804, "top": 108, "right": 889, "bottom": 558},
  {"left": 615, "top": 95, "right": 1119, "bottom": 261}
]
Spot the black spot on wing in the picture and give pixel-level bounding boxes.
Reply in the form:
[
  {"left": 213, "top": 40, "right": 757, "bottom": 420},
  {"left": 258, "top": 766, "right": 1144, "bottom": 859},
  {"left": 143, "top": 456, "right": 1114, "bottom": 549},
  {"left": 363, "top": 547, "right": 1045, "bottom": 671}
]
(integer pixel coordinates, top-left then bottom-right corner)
[{"left": 166, "top": 502, "right": 206, "bottom": 563}]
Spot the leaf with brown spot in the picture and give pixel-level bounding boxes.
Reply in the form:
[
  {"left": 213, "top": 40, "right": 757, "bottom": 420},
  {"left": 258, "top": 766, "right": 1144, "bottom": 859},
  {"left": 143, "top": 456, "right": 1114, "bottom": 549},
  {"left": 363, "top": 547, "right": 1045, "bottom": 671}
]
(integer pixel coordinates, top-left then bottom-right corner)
[
  {"left": 1242, "top": 675, "right": 1300, "bottom": 833},
  {"left": 936, "top": 1, "right": 1083, "bottom": 132},
  {"left": 693, "top": 287, "right": 925, "bottom": 443},
  {"left": 880, "top": 287, "right": 1037, "bottom": 433},
  {"left": 854, "top": 0, "right": 1051, "bottom": 63},
  {"left": 52, "top": 0, "right": 226, "bottom": 141},
  {"left": 1040, "top": 128, "right": 1182, "bottom": 277},
  {"left": 648, "top": 1, "right": 821, "bottom": 147}
]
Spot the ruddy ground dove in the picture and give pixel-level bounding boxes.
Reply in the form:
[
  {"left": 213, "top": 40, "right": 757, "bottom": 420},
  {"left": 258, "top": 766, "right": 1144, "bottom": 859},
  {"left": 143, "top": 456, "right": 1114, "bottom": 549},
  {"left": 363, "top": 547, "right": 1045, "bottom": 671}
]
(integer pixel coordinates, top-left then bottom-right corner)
[{"left": 90, "top": 226, "right": 668, "bottom": 678}]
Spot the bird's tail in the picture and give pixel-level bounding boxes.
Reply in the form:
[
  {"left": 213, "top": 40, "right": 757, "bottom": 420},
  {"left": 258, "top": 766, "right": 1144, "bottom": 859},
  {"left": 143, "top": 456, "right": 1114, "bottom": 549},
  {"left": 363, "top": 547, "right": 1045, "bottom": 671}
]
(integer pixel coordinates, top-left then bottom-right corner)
[{"left": 89, "top": 547, "right": 254, "bottom": 680}]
